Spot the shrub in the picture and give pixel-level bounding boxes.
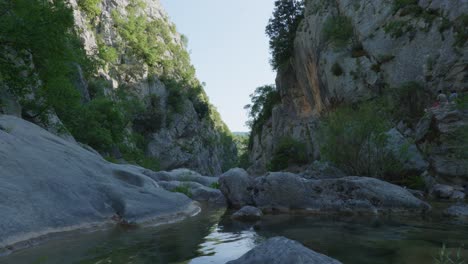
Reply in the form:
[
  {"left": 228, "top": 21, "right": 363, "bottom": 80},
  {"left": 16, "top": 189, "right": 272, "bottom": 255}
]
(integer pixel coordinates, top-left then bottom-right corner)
[
  {"left": 433, "top": 244, "right": 466, "bottom": 264},
  {"left": 393, "top": 0, "right": 418, "bottom": 12},
  {"left": 453, "top": 14, "right": 468, "bottom": 47},
  {"left": 98, "top": 44, "right": 118, "bottom": 64},
  {"left": 172, "top": 184, "right": 192, "bottom": 198},
  {"left": 268, "top": 136, "right": 308, "bottom": 172},
  {"left": 209, "top": 182, "right": 220, "bottom": 189},
  {"left": 384, "top": 21, "right": 413, "bottom": 38},
  {"left": 318, "top": 101, "right": 398, "bottom": 178},
  {"left": 244, "top": 85, "right": 281, "bottom": 137},
  {"left": 323, "top": 16, "right": 354, "bottom": 48},
  {"left": 389, "top": 82, "right": 431, "bottom": 122},
  {"left": 266, "top": 0, "right": 305, "bottom": 69},
  {"left": 77, "top": 0, "right": 102, "bottom": 17}
]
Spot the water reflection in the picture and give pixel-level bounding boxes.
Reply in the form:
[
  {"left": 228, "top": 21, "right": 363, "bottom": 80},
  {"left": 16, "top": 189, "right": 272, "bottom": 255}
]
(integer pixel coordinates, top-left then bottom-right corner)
[{"left": 1, "top": 204, "right": 467, "bottom": 264}]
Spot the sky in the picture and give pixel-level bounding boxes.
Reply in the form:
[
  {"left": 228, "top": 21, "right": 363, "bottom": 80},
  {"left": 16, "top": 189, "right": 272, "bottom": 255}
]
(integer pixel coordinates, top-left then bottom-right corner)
[{"left": 160, "top": 0, "right": 276, "bottom": 132}]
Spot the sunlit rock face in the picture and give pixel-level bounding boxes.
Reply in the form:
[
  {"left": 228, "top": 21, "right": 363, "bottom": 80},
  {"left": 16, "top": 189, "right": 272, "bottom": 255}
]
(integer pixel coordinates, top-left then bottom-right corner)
[{"left": 250, "top": 0, "right": 467, "bottom": 176}]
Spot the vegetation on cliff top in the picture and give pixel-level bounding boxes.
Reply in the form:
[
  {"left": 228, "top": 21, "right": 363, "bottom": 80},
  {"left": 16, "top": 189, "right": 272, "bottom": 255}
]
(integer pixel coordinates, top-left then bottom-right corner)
[{"left": 266, "top": 0, "right": 304, "bottom": 70}]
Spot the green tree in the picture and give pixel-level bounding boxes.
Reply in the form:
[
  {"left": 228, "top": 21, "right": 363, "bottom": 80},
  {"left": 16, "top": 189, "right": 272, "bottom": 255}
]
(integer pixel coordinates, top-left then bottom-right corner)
[
  {"left": 244, "top": 85, "right": 281, "bottom": 135},
  {"left": 266, "top": 0, "right": 304, "bottom": 70}
]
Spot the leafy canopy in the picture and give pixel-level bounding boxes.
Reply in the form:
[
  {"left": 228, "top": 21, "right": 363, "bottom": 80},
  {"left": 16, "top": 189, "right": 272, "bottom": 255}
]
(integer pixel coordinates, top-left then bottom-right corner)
[{"left": 266, "top": 0, "right": 304, "bottom": 70}]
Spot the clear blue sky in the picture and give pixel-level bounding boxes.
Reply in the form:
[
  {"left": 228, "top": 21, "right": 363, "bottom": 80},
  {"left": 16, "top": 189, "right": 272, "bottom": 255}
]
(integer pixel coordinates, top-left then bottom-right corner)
[{"left": 160, "top": 0, "right": 276, "bottom": 132}]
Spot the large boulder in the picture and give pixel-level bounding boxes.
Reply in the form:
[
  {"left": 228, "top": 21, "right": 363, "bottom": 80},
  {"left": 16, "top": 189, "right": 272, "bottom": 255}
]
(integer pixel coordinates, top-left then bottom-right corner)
[
  {"left": 226, "top": 237, "right": 342, "bottom": 264},
  {"left": 231, "top": 206, "right": 263, "bottom": 221},
  {"left": 252, "top": 173, "right": 430, "bottom": 214},
  {"left": 219, "top": 168, "right": 255, "bottom": 207},
  {"left": 158, "top": 181, "right": 226, "bottom": 205},
  {"left": 0, "top": 115, "right": 199, "bottom": 251}
]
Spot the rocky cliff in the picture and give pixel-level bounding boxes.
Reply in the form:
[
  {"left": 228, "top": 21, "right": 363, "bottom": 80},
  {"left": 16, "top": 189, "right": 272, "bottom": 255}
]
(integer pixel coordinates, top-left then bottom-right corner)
[
  {"left": 250, "top": 0, "right": 467, "bottom": 183},
  {"left": 0, "top": 0, "right": 237, "bottom": 175}
]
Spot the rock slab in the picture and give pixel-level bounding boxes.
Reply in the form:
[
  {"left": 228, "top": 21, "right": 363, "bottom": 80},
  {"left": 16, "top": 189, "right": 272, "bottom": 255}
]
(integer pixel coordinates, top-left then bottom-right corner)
[
  {"left": 0, "top": 115, "right": 198, "bottom": 250},
  {"left": 227, "top": 237, "right": 342, "bottom": 264}
]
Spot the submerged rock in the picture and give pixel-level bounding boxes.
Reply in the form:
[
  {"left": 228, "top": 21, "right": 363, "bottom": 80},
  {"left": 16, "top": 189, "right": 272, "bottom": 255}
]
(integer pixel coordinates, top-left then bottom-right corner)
[
  {"left": 252, "top": 173, "right": 430, "bottom": 214},
  {"left": 231, "top": 206, "right": 263, "bottom": 221},
  {"left": 0, "top": 115, "right": 199, "bottom": 251},
  {"left": 226, "top": 237, "right": 342, "bottom": 264},
  {"left": 219, "top": 168, "right": 254, "bottom": 207}
]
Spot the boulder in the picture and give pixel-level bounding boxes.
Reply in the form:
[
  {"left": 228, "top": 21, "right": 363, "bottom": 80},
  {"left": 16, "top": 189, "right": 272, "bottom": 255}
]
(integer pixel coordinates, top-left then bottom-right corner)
[
  {"left": 158, "top": 181, "right": 226, "bottom": 205},
  {"left": 444, "top": 204, "right": 468, "bottom": 218},
  {"left": 226, "top": 237, "right": 342, "bottom": 264},
  {"left": 0, "top": 115, "right": 199, "bottom": 250},
  {"left": 231, "top": 206, "right": 263, "bottom": 221},
  {"left": 219, "top": 168, "right": 254, "bottom": 207},
  {"left": 431, "top": 184, "right": 466, "bottom": 201},
  {"left": 252, "top": 173, "right": 430, "bottom": 214}
]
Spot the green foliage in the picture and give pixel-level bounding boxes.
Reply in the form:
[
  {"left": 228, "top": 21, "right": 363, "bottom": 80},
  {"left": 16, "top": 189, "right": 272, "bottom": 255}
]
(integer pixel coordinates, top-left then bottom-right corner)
[
  {"left": 172, "top": 184, "right": 192, "bottom": 198},
  {"left": 233, "top": 133, "right": 251, "bottom": 169},
  {"left": 331, "top": 62, "right": 344, "bottom": 76},
  {"left": 209, "top": 182, "right": 220, "bottom": 189},
  {"left": 434, "top": 245, "right": 466, "bottom": 264},
  {"left": 401, "top": 175, "right": 426, "bottom": 190},
  {"left": 318, "top": 101, "right": 400, "bottom": 178},
  {"left": 323, "top": 16, "right": 354, "bottom": 48},
  {"left": 132, "top": 94, "right": 163, "bottom": 133},
  {"left": 98, "top": 44, "right": 118, "bottom": 64},
  {"left": 112, "top": 1, "right": 196, "bottom": 82},
  {"left": 266, "top": 0, "right": 305, "bottom": 70},
  {"left": 268, "top": 136, "right": 308, "bottom": 172},
  {"left": 384, "top": 21, "right": 414, "bottom": 38},
  {"left": 456, "top": 93, "right": 468, "bottom": 110},
  {"left": 244, "top": 85, "right": 281, "bottom": 136},
  {"left": 453, "top": 14, "right": 468, "bottom": 47},
  {"left": 164, "top": 79, "right": 186, "bottom": 114},
  {"left": 393, "top": 0, "right": 418, "bottom": 12},
  {"left": 119, "top": 142, "right": 161, "bottom": 172},
  {"left": 389, "top": 81, "right": 431, "bottom": 122},
  {"left": 78, "top": 0, "right": 102, "bottom": 18}
]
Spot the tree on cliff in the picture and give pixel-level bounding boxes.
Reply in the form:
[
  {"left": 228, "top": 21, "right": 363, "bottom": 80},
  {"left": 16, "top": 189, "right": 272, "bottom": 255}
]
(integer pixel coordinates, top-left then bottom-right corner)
[{"left": 266, "top": 0, "right": 304, "bottom": 70}]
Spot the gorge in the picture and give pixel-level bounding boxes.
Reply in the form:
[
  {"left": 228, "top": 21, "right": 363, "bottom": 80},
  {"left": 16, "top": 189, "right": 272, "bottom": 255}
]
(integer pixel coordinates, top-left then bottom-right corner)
[{"left": 0, "top": 0, "right": 467, "bottom": 263}]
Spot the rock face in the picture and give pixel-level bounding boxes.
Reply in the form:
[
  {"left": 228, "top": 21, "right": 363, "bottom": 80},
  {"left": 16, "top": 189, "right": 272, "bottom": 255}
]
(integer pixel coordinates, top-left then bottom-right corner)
[
  {"left": 231, "top": 206, "right": 263, "bottom": 221},
  {"left": 0, "top": 115, "right": 199, "bottom": 250},
  {"left": 249, "top": 0, "right": 467, "bottom": 178},
  {"left": 1, "top": 0, "right": 237, "bottom": 176},
  {"left": 226, "top": 237, "right": 343, "bottom": 264},
  {"left": 219, "top": 170, "right": 430, "bottom": 214},
  {"left": 158, "top": 181, "right": 226, "bottom": 206}
]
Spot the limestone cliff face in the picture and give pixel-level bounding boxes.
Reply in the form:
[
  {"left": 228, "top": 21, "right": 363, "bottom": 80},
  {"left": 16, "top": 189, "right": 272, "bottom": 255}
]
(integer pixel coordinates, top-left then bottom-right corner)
[
  {"left": 250, "top": 0, "right": 467, "bottom": 175},
  {"left": 0, "top": 0, "right": 237, "bottom": 175}
]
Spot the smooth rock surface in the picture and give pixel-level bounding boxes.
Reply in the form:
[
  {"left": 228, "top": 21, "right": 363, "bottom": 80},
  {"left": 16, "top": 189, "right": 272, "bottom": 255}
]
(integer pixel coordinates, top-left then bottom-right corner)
[
  {"left": 144, "top": 168, "right": 218, "bottom": 187},
  {"left": 231, "top": 206, "right": 263, "bottom": 221},
  {"left": 219, "top": 168, "right": 254, "bottom": 207},
  {"left": 0, "top": 115, "right": 198, "bottom": 250},
  {"left": 226, "top": 237, "right": 343, "bottom": 264},
  {"left": 158, "top": 181, "right": 226, "bottom": 205}
]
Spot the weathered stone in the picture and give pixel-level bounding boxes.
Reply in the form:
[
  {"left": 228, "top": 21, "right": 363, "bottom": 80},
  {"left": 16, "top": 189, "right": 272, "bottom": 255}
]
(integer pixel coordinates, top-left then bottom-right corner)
[
  {"left": 444, "top": 204, "right": 468, "bottom": 218},
  {"left": 431, "top": 184, "right": 455, "bottom": 199},
  {"left": 451, "top": 191, "right": 466, "bottom": 201},
  {"left": 300, "top": 161, "right": 346, "bottom": 179},
  {"left": 231, "top": 206, "right": 263, "bottom": 221},
  {"left": 226, "top": 237, "right": 343, "bottom": 264},
  {"left": 0, "top": 115, "right": 199, "bottom": 250},
  {"left": 158, "top": 181, "right": 226, "bottom": 206},
  {"left": 252, "top": 173, "right": 430, "bottom": 214},
  {"left": 219, "top": 168, "right": 255, "bottom": 207},
  {"left": 144, "top": 168, "right": 218, "bottom": 187}
]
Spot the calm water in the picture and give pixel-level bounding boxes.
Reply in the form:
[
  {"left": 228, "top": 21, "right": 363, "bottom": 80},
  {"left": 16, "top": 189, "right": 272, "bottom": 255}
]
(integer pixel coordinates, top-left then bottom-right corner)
[{"left": 1, "top": 204, "right": 467, "bottom": 264}]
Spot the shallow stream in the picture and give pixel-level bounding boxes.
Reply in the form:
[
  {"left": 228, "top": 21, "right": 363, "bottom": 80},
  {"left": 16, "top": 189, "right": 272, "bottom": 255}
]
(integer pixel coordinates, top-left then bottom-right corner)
[{"left": 1, "top": 203, "right": 467, "bottom": 264}]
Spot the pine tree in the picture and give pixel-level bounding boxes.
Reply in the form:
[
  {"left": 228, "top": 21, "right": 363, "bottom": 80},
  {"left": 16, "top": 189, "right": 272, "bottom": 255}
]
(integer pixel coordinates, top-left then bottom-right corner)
[{"left": 266, "top": 0, "right": 304, "bottom": 70}]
